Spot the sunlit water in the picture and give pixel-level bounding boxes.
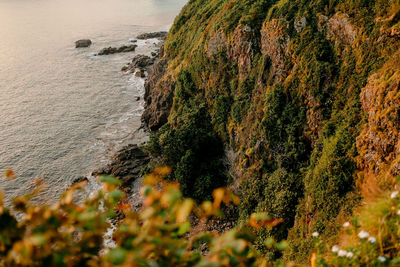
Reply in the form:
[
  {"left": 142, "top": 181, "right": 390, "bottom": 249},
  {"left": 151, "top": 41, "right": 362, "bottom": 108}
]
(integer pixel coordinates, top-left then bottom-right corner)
[{"left": 0, "top": 0, "right": 186, "bottom": 205}]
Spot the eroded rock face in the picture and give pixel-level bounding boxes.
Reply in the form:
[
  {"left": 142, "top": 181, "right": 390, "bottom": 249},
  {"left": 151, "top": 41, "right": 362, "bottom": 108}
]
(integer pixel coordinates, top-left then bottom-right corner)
[
  {"left": 93, "top": 144, "right": 150, "bottom": 187},
  {"left": 206, "top": 30, "right": 228, "bottom": 58},
  {"left": 357, "top": 55, "right": 400, "bottom": 175},
  {"left": 141, "top": 47, "right": 175, "bottom": 131},
  {"left": 229, "top": 25, "right": 255, "bottom": 79},
  {"left": 261, "top": 19, "right": 290, "bottom": 80},
  {"left": 319, "top": 13, "right": 356, "bottom": 45}
]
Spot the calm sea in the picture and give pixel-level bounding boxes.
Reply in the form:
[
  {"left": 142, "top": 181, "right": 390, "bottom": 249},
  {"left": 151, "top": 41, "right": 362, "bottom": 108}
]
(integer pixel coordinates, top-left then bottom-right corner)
[{"left": 0, "top": 0, "right": 186, "bottom": 204}]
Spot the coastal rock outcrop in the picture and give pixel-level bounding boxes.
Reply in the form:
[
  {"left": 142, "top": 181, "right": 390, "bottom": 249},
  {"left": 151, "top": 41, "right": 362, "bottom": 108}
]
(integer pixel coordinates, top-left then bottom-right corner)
[
  {"left": 136, "top": 31, "right": 168, "bottom": 40},
  {"left": 97, "top": 44, "right": 137, "bottom": 55},
  {"left": 121, "top": 54, "right": 155, "bottom": 73},
  {"left": 75, "top": 39, "right": 92, "bottom": 48},
  {"left": 141, "top": 48, "right": 175, "bottom": 131},
  {"left": 92, "top": 144, "right": 150, "bottom": 187},
  {"left": 142, "top": 55, "right": 176, "bottom": 131}
]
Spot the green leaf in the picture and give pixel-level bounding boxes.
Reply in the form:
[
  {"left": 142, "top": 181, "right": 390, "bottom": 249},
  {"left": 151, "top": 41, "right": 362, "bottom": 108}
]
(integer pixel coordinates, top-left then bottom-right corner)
[
  {"left": 100, "top": 176, "right": 121, "bottom": 186},
  {"left": 177, "top": 221, "right": 191, "bottom": 235},
  {"left": 108, "top": 248, "right": 127, "bottom": 265},
  {"left": 109, "top": 190, "right": 124, "bottom": 201}
]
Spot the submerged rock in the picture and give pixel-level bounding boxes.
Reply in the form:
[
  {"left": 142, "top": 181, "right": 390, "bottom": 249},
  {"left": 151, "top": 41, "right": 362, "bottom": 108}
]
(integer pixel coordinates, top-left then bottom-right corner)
[
  {"left": 92, "top": 144, "right": 150, "bottom": 187},
  {"left": 136, "top": 31, "right": 168, "bottom": 40},
  {"left": 75, "top": 39, "right": 92, "bottom": 48}
]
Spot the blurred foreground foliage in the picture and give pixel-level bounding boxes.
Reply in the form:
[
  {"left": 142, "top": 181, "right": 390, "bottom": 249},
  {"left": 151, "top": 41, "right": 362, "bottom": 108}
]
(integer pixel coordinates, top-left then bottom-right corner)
[
  {"left": 0, "top": 168, "right": 287, "bottom": 267},
  {"left": 1, "top": 169, "right": 400, "bottom": 266}
]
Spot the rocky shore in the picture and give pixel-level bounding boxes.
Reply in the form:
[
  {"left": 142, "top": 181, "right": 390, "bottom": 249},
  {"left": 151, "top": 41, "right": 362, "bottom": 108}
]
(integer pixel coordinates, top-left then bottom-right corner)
[
  {"left": 72, "top": 32, "right": 168, "bottom": 205},
  {"left": 92, "top": 144, "right": 150, "bottom": 190},
  {"left": 102, "top": 31, "right": 236, "bottom": 234}
]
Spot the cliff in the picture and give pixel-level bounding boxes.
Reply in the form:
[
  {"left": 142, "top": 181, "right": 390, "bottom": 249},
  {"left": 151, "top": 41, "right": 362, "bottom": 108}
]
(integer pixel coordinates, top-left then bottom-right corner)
[{"left": 142, "top": 0, "right": 400, "bottom": 262}]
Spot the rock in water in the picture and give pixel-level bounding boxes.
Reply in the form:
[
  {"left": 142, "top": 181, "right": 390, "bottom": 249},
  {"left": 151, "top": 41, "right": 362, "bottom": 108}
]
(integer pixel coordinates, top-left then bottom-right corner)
[
  {"left": 71, "top": 176, "right": 89, "bottom": 186},
  {"left": 75, "top": 39, "right": 92, "bottom": 48},
  {"left": 122, "top": 55, "right": 155, "bottom": 73},
  {"left": 136, "top": 31, "right": 168, "bottom": 40},
  {"left": 97, "top": 44, "right": 137, "bottom": 55}
]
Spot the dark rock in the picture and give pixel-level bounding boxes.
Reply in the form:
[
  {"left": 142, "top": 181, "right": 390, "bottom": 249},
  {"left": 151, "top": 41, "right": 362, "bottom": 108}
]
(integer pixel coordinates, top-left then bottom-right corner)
[
  {"left": 136, "top": 31, "right": 168, "bottom": 40},
  {"left": 121, "top": 65, "right": 129, "bottom": 72},
  {"left": 132, "top": 55, "right": 154, "bottom": 68},
  {"left": 75, "top": 39, "right": 92, "bottom": 48},
  {"left": 122, "top": 55, "right": 155, "bottom": 73},
  {"left": 135, "top": 70, "right": 146, "bottom": 78},
  {"left": 135, "top": 96, "right": 141, "bottom": 101},
  {"left": 141, "top": 47, "right": 175, "bottom": 132},
  {"left": 71, "top": 176, "right": 88, "bottom": 186},
  {"left": 97, "top": 44, "right": 137, "bottom": 56},
  {"left": 92, "top": 144, "right": 150, "bottom": 187}
]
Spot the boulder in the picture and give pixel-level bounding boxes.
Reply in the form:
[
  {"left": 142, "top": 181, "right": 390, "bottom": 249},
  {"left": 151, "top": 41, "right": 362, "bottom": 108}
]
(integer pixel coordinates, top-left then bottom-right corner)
[{"left": 75, "top": 39, "right": 92, "bottom": 48}]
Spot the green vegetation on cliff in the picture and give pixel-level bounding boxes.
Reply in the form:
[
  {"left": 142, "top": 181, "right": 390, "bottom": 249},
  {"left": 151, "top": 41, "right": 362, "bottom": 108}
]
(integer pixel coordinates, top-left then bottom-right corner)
[{"left": 144, "top": 0, "right": 400, "bottom": 262}]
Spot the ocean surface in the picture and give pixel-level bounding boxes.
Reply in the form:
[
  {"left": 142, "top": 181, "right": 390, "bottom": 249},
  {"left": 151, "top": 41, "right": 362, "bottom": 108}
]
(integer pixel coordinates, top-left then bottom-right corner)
[{"left": 0, "top": 0, "right": 186, "bottom": 205}]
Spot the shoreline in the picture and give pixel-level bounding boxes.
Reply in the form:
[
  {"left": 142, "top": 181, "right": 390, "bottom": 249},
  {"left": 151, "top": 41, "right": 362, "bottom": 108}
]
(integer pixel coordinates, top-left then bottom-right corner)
[{"left": 84, "top": 31, "right": 168, "bottom": 207}]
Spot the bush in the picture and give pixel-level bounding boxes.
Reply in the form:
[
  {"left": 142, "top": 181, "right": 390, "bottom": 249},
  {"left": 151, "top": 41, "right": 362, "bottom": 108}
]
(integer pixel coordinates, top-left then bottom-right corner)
[
  {"left": 147, "top": 108, "right": 227, "bottom": 201},
  {"left": 0, "top": 168, "right": 288, "bottom": 267}
]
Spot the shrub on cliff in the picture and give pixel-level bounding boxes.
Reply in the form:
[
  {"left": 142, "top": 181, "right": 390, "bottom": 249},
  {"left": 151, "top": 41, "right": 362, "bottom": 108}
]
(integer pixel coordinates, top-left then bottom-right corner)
[{"left": 147, "top": 107, "right": 227, "bottom": 201}]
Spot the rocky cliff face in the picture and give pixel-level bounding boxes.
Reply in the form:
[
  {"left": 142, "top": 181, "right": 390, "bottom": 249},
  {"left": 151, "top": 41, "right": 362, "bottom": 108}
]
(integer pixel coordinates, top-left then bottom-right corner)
[
  {"left": 141, "top": 47, "right": 176, "bottom": 132},
  {"left": 141, "top": 0, "right": 400, "bottom": 262},
  {"left": 261, "top": 19, "right": 290, "bottom": 81},
  {"left": 357, "top": 54, "right": 400, "bottom": 177}
]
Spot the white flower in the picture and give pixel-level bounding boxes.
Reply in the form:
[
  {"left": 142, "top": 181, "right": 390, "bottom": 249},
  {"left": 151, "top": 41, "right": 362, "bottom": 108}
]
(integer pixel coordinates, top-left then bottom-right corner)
[
  {"left": 378, "top": 256, "right": 386, "bottom": 262},
  {"left": 358, "top": 230, "right": 370, "bottom": 239},
  {"left": 391, "top": 191, "right": 399, "bottom": 199},
  {"left": 346, "top": 252, "right": 354, "bottom": 259},
  {"left": 312, "top": 232, "right": 319, "bottom": 237},
  {"left": 338, "top": 250, "right": 347, "bottom": 257},
  {"left": 368, "top": 236, "right": 377, "bottom": 243},
  {"left": 397, "top": 209, "right": 400, "bottom": 215},
  {"left": 331, "top": 245, "right": 339, "bottom": 253},
  {"left": 343, "top": 221, "right": 350, "bottom": 228}
]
